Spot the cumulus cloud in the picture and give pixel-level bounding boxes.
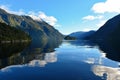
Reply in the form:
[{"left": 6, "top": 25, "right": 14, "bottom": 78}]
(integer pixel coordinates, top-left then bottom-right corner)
[
  {"left": 39, "top": 12, "right": 57, "bottom": 26},
  {"left": 82, "top": 15, "right": 103, "bottom": 20},
  {"left": 10, "top": 10, "right": 25, "bottom": 15},
  {"left": 0, "top": 5, "right": 25, "bottom": 15},
  {"left": 0, "top": 5, "right": 58, "bottom": 26},
  {"left": 28, "top": 11, "right": 42, "bottom": 21},
  {"left": 29, "top": 11, "right": 57, "bottom": 26},
  {"left": 0, "top": 5, "right": 9, "bottom": 11},
  {"left": 92, "top": 0, "right": 120, "bottom": 13}
]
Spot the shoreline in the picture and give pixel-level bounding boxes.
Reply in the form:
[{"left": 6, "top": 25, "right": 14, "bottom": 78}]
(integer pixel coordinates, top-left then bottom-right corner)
[{"left": 0, "top": 40, "right": 31, "bottom": 44}]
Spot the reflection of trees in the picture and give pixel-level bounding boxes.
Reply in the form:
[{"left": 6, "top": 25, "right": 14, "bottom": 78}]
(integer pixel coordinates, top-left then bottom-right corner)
[
  {"left": 92, "top": 65, "right": 120, "bottom": 80},
  {"left": 0, "top": 40, "right": 62, "bottom": 69},
  {"left": 0, "top": 43, "right": 30, "bottom": 58},
  {"left": 97, "top": 41, "right": 120, "bottom": 62},
  {"left": 0, "top": 43, "right": 30, "bottom": 68},
  {"left": 0, "top": 52, "right": 57, "bottom": 73}
]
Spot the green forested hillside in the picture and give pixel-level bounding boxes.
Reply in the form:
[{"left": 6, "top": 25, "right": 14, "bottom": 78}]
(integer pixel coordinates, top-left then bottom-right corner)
[
  {"left": 0, "top": 22, "right": 31, "bottom": 42},
  {"left": 0, "top": 8, "right": 63, "bottom": 42}
]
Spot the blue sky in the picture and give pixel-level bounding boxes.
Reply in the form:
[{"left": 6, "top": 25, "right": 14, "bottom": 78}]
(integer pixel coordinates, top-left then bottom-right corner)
[{"left": 0, "top": 0, "right": 120, "bottom": 34}]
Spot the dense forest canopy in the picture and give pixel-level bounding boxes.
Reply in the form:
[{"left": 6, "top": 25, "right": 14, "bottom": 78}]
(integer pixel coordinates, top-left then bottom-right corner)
[{"left": 0, "top": 22, "right": 31, "bottom": 42}]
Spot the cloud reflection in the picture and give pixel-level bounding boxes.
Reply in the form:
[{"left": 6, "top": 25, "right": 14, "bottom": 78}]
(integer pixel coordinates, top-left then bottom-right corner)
[
  {"left": 28, "top": 52, "right": 57, "bottom": 67},
  {"left": 92, "top": 65, "right": 120, "bottom": 80},
  {"left": 0, "top": 52, "right": 57, "bottom": 73},
  {"left": 84, "top": 52, "right": 106, "bottom": 65}
]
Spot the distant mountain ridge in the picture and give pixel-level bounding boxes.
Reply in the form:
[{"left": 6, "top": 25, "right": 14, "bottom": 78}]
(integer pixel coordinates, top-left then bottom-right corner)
[
  {"left": 68, "top": 30, "right": 95, "bottom": 39},
  {"left": 0, "top": 8, "right": 63, "bottom": 42}
]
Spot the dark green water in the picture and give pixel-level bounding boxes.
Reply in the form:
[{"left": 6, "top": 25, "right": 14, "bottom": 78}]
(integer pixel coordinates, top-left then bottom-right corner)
[{"left": 0, "top": 40, "right": 120, "bottom": 80}]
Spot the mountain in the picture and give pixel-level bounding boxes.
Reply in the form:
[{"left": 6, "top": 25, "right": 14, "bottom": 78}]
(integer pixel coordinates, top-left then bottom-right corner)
[
  {"left": 64, "top": 35, "right": 76, "bottom": 40},
  {"left": 68, "top": 30, "right": 95, "bottom": 39},
  {"left": 91, "top": 14, "right": 120, "bottom": 43},
  {"left": 0, "top": 8, "right": 63, "bottom": 42},
  {"left": 0, "top": 22, "right": 31, "bottom": 43}
]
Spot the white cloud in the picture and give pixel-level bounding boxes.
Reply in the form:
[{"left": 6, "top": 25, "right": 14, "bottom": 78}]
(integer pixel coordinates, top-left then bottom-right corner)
[
  {"left": 0, "top": 5, "right": 59, "bottom": 26},
  {"left": 82, "top": 15, "right": 103, "bottom": 20},
  {"left": 92, "top": 0, "right": 120, "bottom": 13},
  {"left": 82, "top": 0, "right": 120, "bottom": 31},
  {"left": 10, "top": 9, "right": 25, "bottom": 15},
  {"left": 0, "top": 5, "right": 9, "bottom": 11},
  {"left": 0, "top": 5, "right": 25, "bottom": 15},
  {"left": 96, "top": 20, "right": 107, "bottom": 27},
  {"left": 29, "top": 11, "right": 58, "bottom": 26},
  {"left": 28, "top": 11, "right": 42, "bottom": 21},
  {"left": 39, "top": 12, "right": 57, "bottom": 26}
]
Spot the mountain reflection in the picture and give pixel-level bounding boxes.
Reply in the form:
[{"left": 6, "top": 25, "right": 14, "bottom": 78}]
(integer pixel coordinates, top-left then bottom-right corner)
[
  {"left": 0, "top": 40, "right": 120, "bottom": 80},
  {"left": 0, "top": 40, "right": 62, "bottom": 69},
  {"left": 97, "top": 41, "right": 120, "bottom": 62}
]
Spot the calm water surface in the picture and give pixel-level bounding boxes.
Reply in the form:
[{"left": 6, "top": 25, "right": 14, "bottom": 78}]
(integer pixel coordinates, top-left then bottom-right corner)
[{"left": 0, "top": 40, "right": 120, "bottom": 80}]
